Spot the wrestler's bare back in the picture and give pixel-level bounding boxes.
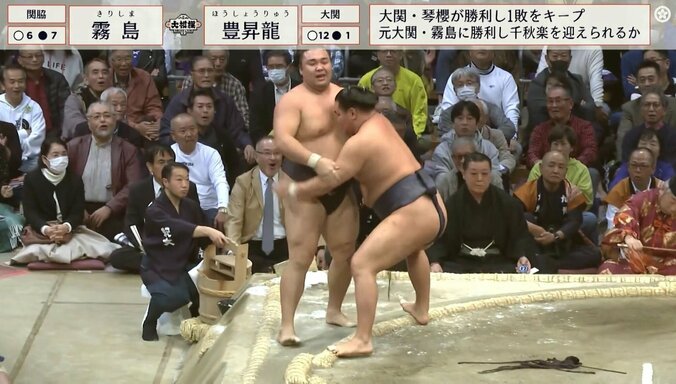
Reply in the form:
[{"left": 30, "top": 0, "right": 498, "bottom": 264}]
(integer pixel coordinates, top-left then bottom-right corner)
[
  {"left": 279, "top": 82, "right": 346, "bottom": 160},
  {"left": 341, "top": 114, "right": 422, "bottom": 206}
]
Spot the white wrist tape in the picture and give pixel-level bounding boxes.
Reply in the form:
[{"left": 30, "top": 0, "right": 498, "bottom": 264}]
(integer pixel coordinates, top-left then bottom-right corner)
[{"left": 307, "top": 153, "right": 322, "bottom": 169}]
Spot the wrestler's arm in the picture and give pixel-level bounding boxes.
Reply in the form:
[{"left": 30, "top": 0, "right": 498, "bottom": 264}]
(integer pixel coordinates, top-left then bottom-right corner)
[
  {"left": 294, "top": 140, "right": 363, "bottom": 199},
  {"left": 272, "top": 97, "right": 316, "bottom": 165}
]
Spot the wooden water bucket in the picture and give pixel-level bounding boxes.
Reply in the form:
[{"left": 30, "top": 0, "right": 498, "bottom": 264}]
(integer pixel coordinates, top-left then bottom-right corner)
[{"left": 197, "top": 243, "right": 251, "bottom": 324}]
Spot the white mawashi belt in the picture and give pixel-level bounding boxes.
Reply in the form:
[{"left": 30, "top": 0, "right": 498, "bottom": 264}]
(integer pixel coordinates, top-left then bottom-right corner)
[{"left": 462, "top": 241, "right": 495, "bottom": 257}]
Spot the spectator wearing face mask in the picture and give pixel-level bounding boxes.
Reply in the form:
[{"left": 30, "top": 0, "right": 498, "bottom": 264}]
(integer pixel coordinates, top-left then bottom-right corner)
[
  {"left": 440, "top": 50, "right": 520, "bottom": 129},
  {"left": 438, "top": 67, "right": 516, "bottom": 141},
  {"left": 249, "top": 50, "right": 301, "bottom": 144}
]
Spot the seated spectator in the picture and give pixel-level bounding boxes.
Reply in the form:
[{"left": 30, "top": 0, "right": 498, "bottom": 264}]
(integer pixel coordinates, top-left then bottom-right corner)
[
  {"left": 621, "top": 90, "right": 676, "bottom": 166},
  {"left": 108, "top": 49, "right": 163, "bottom": 141},
  {"left": 441, "top": 50, "right": 520, "bottom": 129},
  {"left": 543, "top": 70, "right": 603, "bottom": 139},
  {"left": 16, "top": 47, "right": 70, "bottom": 138},
  {"left": 73, "top": 87, "right": 144, "bottom": 148},
  {"left": 140, "top": 162, "right": 228, "bottom": 341},
  {"left": 0, "top": 121, "right": 24, "bottom": 182},
  {"left": 528, "top": 124, "right": 593, "bottom": 208},
  {"left": 600, "top": 179, "right": 676, "bottom": 275},
  {"left": 527, "top": 83, "right": 597, "bottom": 168},
  {"left": 428, "top": 153, "right": 535, "bottom": 273},
  {"left": 438, "top": 67, "right": 516, "bottom": 141},
  {"left": 67, "top": 102, "right": 143, "bottom": 241},
  {"left": 0, "top": 126, "right": 23, "bottom": 251},
  {"left": 249, "top": 50, "right": 300, "bottom": 144},
  {"left": 43, "top": 48, "right": 84, "bottom": 89},
  {"left": 371, "top": 67, "right": 413, "bottom": 128},
  {"left": 528, "top": 124, "right": 598, "bottom": 244},
  {"left": 183, "top": 49, "right": 250, "bottom": 130},
  {"left": 621, "top": 50, "right": 676, "bottom": 100},
  {"left": 358, "top": 49, "right": 428, "bottom": 136},
  {"left": 616, "top": 62, "right": 676, "bottom": 160},
  {"left": 425, "top": 101, "right": 502, "bottom": 185},
  {"left": 433, "top": 137, "right": 478, "bottom": 201},
  {"left": 0, "top": 64, "right": 46, "bottom": 173},
  {"left": 227, "top": 136, "right": 287, "bottom": 273},
  {"left": 610, "top": 129, "right": 674, "bottom": 190},
  {"left": 170, "top": 113, "right": 229, "bottom": 230},
  {"left": 605, "top": 148, "right": 664, "bottom": 230},
  {"left": 62, "top": 58, "right": 111, "bottom": 140},
  {"left": 536, "top": 46, "right": 607, "bottom": 118},
  {"left": 526, "top": 48, "right": 596, "bottom": 138},
  {"left": 471, "top": 99, "right": 516, "bottom": 175},
  {"left": 108, "top": 144, "right": 200, "bottom": 273},
  {"left": 642, "top": 50, "right": 676, "bottom": 97},
  {"left": 161, "top": 56, "right": 254, "bottom": 181},
  {"left": 514, "top": 151, "right": 602, "bottom": 273},
  {"left": 11, "top": 137, "right": 119, "bottom": 265},
  {"left": 185, "top": 87, "right": 224, "bottom": 153}
]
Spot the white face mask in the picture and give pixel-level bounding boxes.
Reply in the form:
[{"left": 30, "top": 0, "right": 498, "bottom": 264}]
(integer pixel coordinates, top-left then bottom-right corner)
[
  {"left": 456, "top": 85, "right": 477, "bottom": 101},
  {"left": 48, "top": 156, "right": 69, "bottom": 174},
  {"left": 268, "top": 68, "right": 288, "bottom": 84}
]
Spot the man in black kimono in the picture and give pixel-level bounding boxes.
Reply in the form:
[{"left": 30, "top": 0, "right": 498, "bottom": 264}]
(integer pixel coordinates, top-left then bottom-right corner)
[
  {"left": 428, "top": 152, "right": 535, "bottom": 273},
  {"left": 140, "top": 162, "right": 228, "bottom": 341}
]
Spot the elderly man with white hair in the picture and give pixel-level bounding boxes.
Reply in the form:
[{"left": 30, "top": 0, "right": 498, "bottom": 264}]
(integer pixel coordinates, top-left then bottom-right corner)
[
  {"left": 438, "top": 67, "right": 517, "bottom": 141},
  {"left": 67, "top": 101, "right": 143, "bottom": 240},
  {"left": 72, "top": 87, "right": 144, "bottom": 148}
]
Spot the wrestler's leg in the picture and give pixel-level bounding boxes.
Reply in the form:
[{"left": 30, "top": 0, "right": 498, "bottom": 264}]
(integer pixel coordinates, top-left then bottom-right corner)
[
  {"left": 332, "top": 199, "right": 439, "bottom": 357},
  {"left": 323, "top": 192, "right": 359, "bottom": 327},
  {"left": 278, "top": 196, "right": 324, "bottom": 345},
  {"left": 401, "top": 249, "right": 431, "bottom": 325}
]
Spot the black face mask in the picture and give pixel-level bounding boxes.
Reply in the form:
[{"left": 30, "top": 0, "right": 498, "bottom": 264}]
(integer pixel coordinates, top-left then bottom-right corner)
[{"left": 550, "top": 61, "right": 569, "bottom": 73}]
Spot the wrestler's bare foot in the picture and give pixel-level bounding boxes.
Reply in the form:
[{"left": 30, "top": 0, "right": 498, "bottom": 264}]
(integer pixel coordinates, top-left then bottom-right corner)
[
  {"left": 328, "top": 338, "right": 373, "bottom": 358},
  {"left": 326, "top": 310, "right": 356, "bottom": 327},
  {"left": 400, "top": 301, "right": 429, "bottom": 325},
  {"left": 277, "top": 329, "right": 301, "bottom": 346}
]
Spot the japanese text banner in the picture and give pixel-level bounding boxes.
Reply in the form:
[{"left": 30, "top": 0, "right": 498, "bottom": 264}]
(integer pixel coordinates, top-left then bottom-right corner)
[{"left": 370, "top": 4, "right": 652, "bottom": 46}]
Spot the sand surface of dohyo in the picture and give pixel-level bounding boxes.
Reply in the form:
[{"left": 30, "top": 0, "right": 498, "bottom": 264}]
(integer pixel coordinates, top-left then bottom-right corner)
[{"left": 176, "top": 273, "right": 676, "bottom": 384}]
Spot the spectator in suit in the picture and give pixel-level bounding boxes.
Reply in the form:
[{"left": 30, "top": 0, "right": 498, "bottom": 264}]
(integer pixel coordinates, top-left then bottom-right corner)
[
  {"left": 249, "top": 50, "right": 300, "bottom": 144},
  {"left": 227, "top": 136, "right": 288, "bottom": 273},
  {"left": 109, "top": 144, "right": 200, "bottom": 272},
  {"left": 67, "top": 102, "right": 143, "bottom": 240},
  {"left": 15, "top": 47, "right": 70, "bottom": 139}
]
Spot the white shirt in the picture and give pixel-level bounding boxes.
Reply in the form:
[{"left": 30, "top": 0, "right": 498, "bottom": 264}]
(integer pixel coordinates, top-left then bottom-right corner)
[
  {"left": 0, "top": 93, "right": 46, "bottom": 166},
  {"left": 171, "top": 142, "right": 229, "bottom": 210},
  {"left": 441, "top": 63, "right": 520, "bottom": 128},
  {"left": 152, "top": 178, "right": 162, "bottom": 198},
  {"left": 253, "top": 170, "right": 286, "bottom": 240}
]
